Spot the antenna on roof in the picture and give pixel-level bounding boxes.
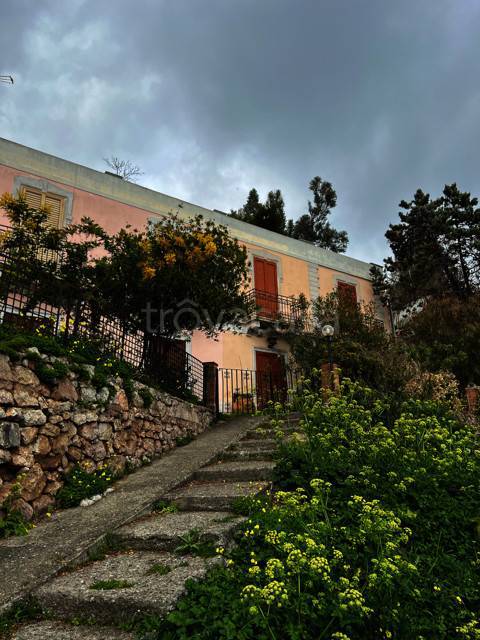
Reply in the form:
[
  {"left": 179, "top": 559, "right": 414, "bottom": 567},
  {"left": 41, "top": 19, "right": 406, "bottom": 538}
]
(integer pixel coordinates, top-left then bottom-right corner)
[{"left": 0, "top": 76, "right": 14, "bottom": 84}]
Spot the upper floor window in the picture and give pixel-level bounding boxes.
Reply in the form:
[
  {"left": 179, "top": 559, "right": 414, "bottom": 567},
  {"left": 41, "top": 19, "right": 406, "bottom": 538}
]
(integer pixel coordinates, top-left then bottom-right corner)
[
  {"left": 337, "top": 281, "right": 357, "bottom": 305},
  {"left": 21, "top": 186, "right": 65, "bottom": 229}
]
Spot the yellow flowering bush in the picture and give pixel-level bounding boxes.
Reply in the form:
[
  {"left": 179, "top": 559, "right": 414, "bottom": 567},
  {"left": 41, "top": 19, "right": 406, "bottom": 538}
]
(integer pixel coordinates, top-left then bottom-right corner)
[{"left": 156, "top": 380, "right": 480, "bottom": 640}]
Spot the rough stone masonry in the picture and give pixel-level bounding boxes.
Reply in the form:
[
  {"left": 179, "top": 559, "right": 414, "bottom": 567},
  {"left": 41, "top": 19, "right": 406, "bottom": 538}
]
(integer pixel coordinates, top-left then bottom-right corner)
[{"left": 0, "top": 352, "right": 211, "bottom": 522}]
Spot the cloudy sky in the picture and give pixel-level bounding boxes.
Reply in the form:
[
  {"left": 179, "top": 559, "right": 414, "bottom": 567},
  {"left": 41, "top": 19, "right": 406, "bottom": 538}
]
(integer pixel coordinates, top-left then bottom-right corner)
[{"left": 1, "top": 0, "right": 480, "bottom": 263}]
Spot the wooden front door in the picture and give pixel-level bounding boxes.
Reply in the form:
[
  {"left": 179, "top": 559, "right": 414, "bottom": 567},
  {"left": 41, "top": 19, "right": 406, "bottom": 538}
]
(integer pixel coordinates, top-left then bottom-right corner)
[
  {"left": 254, "top": 257, "right": 278, "bottom": 319},
  {"left": 255, "top": 351, "right": 287, "bottom": 408}
]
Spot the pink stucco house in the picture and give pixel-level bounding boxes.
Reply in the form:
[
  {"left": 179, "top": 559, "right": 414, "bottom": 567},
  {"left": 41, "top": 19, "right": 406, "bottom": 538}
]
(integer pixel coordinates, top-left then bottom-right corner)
[{"left": 0, "top": 137, "right": 388, "bottom": 411}]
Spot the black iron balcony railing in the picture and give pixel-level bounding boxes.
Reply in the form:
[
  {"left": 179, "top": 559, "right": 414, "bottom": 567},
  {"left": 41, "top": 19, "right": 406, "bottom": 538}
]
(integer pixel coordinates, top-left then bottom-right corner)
[{"left": 245, "top": 288, "right": 305, "bottom": 326}]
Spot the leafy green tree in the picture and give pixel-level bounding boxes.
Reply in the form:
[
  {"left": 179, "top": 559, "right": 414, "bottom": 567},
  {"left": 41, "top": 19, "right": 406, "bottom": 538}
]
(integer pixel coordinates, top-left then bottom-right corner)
[
  {"left": 400, "top": 295, "right": 480, "bottom": 387},
  {"left": 289, "top": 291, "right": 414, "bottom": 394},
  {"left": 0, "top": 192, "right": 102, "bottom": 335},
  {"left": 93, "top": 214, "right": 251, "bottom": 337},
  {"left": 288, "top": 177, "right": 348, "bottom": 252},
  {"left": 0, "top": 193, "right": 251, "bottom": 339}
]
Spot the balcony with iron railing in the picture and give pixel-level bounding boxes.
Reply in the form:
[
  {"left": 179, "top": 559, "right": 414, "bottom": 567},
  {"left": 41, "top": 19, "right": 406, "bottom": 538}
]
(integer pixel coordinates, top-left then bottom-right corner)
[{"left": 244, "top": 288, "right": 307, "bottom": 333}]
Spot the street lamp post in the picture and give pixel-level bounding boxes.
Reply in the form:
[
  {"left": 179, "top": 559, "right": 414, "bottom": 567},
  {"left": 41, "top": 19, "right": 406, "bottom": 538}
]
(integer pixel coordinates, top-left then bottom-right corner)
[{"left": 321, "top": 324, "right": 335, "bottom": 386}]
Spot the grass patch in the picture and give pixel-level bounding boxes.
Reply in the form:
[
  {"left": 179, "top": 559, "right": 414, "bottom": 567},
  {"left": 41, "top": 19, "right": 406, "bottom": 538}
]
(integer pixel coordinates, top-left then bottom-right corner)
[
  {"left": 175, "top": 433, "right": 194, "bottom": 447},
  {"left": 0, "top": 485, "right": 34, "bottom": 540},
  {"left": 151, "top": 500, "right": 178, "bottom": 515},
  {"left": 89, "top": 579, "right": 133, "bottom": 590},
  {"left": 173, "top": 529, "right": 217, "bottom": 558},
  {"left": 0, "top": 598, "right": 44, "bottom": 638},
  {"left": 146, "top": 563, "right": 172, "bottom": 576}
]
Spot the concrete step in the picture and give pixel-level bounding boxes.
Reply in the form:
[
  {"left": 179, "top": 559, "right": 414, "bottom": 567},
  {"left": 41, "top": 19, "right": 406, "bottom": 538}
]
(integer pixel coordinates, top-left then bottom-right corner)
[
  {"left": 230, "top": 438, "right": 277, "bottom": 450},
  {"left": 286, "top": 411, "right": 303, "bottom": 421},
  {"left": 36, "top": 551, "right": 216, "bottom": 626},
  {"left": 12, "top": 621, "right": 134, "bottom": 640},
  {"left": 221, "top": 448, "right": 275, "bottom": 461},
  {"left": 113, "top": 510, "right": 244, "bottom": 552},
  {"left": 165, "top": 480, "right": 269, "bottom": 511},
  {"left": 244, "top": 426, "right": 298, "bottom": 440},
  {"left": 195, "top": 460, "right": 276, "bottom": 482}
]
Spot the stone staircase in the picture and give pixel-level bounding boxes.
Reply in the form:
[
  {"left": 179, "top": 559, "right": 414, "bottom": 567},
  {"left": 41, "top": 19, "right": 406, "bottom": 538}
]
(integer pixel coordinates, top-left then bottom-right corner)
[{"left": 11, "top": 414, "right": 301, "bottom": 640}]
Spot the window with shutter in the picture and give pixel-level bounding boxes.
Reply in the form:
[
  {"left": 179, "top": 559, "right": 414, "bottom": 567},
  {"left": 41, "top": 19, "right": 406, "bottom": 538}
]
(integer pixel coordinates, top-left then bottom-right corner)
[{"left": 22, "top": 187, "right": 65, "bottom": 228}]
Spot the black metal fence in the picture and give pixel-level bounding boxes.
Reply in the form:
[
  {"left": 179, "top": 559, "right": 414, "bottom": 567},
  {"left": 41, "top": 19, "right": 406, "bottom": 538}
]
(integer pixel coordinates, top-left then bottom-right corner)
[
  {"left": 245, "top": 289, "right": 304, "bottom": 325},
  {"left": 218, "top": 366, "right": 304, "bottom": 414},
  {"left": 0, "top": 226, "right": 205, "bottom": 404}
]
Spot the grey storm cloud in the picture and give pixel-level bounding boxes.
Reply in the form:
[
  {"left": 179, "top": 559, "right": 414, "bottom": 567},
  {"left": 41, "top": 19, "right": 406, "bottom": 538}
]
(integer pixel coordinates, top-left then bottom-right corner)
[{"left": 1, "top": 0, "right": 480, "bottom": 263}]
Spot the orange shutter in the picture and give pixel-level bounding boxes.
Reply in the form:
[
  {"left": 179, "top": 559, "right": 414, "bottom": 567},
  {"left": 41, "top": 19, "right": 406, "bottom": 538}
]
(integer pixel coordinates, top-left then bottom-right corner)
[{"left": 254, "top": 257, "right": 278, "bottom": 318}]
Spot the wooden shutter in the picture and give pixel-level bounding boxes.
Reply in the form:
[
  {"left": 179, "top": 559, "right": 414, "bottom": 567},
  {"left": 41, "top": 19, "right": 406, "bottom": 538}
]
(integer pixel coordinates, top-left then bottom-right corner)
[
  {"left": 43, "top": 193, "right": 64, "bottom": 229},
  {"left": 22, "top": 186, "right": 43, "bottom": 211},
  {"left": 22, "top": 187, "right": 64, "bottom": 228},
  {"left": 337, "top": 281, "right": 357, "bottom": 304},
  {"left": 254, "top": 257, "right": 278, "bottom": 318}
]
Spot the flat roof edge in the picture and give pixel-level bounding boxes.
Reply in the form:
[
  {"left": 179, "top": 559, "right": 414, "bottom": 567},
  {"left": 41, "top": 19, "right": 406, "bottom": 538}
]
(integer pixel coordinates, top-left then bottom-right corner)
[{"left": 0, "top": 137, "right": 373, "bottom": 280}]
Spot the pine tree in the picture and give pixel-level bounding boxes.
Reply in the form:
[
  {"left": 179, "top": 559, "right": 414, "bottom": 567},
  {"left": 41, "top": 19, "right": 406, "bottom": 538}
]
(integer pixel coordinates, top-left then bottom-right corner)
[
  {"left": 372, "top": 184, "right": 480, "bottom": 310},
  {"left": 257, "top": 190, "right": 286, "bottom": 233},
  {"left": 230, "top": 188, "right": 261, "bottom": 223},
  {"left": 290, "top": 177, "right": 348, "bottom": 252},
  {"left": 230, "top": 188, "right": 286, "bottom": 234}
]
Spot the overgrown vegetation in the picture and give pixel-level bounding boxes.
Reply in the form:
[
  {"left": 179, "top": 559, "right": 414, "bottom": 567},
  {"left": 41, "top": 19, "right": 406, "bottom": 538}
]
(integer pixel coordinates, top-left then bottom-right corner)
[
  {"left": 56, "top": 463, "right": 114, "bottom": 508},
  {"left": 0, "top": 192, "right": 252, "bottom": 404},
  {"left": 290, "top": 291, "right": 414, "bottom": 395},
  {"left": 173, "top": 529, "right": 217, "bottom": 558},
  {"left": 0, "top": 192, "right": 251, "bottom": 339},
  {"left": 371, "top": 182, "right": 480, "bottom": 386},
  {"left": 400, "top": 294, "right": 480, "bottom": 388},
  {"left": 146, "top": 563, "right": 172, "bottom": 576},
  {"left": 0, "top": 322, "right": 136, "bottom": 393},
  {"left": 0, "top": 598, "right": 44, "bottom": 638},
  {"left": 0, "top": 483, "right": 33, "bottom": 539},
  {"left": 144, "top": 380, "right": 480, "bottom": 640}
]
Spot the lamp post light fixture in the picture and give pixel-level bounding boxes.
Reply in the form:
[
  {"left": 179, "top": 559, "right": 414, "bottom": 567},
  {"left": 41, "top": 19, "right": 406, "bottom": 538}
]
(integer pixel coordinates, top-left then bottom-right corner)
[{"left": 321, "top": 324, "right": 335, "bottom": 376}]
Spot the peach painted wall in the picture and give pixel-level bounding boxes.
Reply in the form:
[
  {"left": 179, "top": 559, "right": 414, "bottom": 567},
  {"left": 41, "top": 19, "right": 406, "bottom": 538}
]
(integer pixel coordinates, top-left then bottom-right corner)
[
  {"left": 190, "top": 330, "right": 223, "bottom": 365},
  {"left": 220, "top": 332, "right": 291, "bottom": 370},
  {"left": 244, "top": 241, "right": 311, "bottom": 299},
  {"left": 318, "top": 266, "right": 375, "bottom": 304}
]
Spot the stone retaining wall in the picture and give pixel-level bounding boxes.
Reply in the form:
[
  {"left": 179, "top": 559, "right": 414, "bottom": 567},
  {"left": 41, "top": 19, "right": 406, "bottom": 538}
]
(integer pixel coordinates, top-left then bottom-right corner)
[{"left": 0, "top": 352, "right": 212, "bottom": 521}]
